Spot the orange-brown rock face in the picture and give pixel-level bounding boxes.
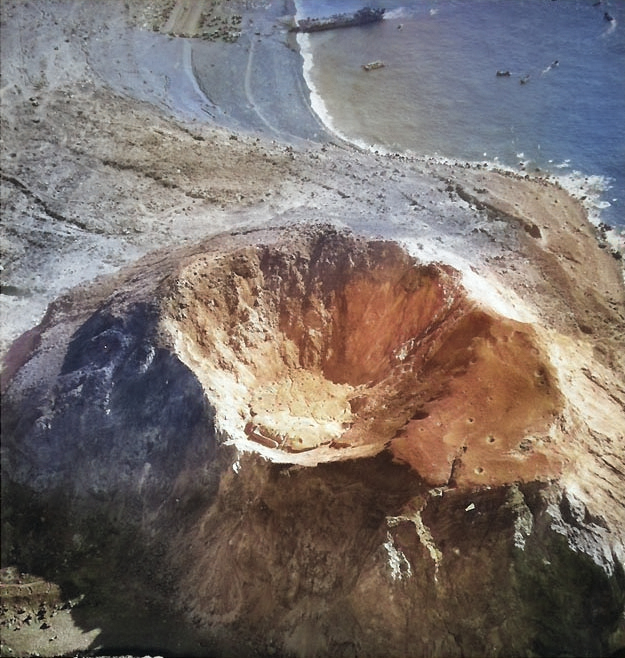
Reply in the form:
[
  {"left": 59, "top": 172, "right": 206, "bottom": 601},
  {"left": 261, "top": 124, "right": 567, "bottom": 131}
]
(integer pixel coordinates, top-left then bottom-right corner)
[
  {"left": 391, "top": 311, "right": 562, "bottom": 487},
  {"left": 167, "top": 229, "right": 563, "bottom": 490}
]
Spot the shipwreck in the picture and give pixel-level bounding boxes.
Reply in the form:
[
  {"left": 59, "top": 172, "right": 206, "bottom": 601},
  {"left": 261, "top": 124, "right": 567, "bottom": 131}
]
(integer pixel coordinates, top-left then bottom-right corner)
[{"left": 292, "top": 7, "right": 386, "bottom": 33}]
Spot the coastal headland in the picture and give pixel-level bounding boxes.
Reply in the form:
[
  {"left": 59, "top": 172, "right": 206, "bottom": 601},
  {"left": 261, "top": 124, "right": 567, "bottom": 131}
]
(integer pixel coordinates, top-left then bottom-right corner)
[{"left": 1, "top": 1, "right": 624, "bottom": 656}]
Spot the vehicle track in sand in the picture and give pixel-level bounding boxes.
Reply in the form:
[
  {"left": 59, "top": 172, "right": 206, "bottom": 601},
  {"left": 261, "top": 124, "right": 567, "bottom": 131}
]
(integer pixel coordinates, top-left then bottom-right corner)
[
  {"left": 243, "top": 34, "right": 283, "bottom": 137},
  {"left": 161, "top": 0, "right": 292, "bottom": 136}
]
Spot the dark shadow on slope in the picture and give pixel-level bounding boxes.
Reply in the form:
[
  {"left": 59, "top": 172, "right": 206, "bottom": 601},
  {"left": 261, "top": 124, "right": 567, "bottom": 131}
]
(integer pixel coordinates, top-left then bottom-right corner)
[{"left": 1, "top": 302, "right": 224, "bottom": 656}]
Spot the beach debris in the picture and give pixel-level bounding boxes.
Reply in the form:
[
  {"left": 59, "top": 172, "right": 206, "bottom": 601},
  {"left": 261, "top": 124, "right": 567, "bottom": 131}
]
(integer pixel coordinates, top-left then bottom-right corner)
[{"left": 363, "top": 60, "right": 385, "bottom": 72}]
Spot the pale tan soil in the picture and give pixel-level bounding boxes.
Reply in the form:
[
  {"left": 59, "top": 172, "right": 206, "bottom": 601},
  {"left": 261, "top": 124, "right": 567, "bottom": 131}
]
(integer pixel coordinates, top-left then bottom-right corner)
[
  {"left": 1, "top": 0, "right": 625, "bottom": 656},
  {"left": 4, "top": 222, "right": 623, "bottom": 657}
]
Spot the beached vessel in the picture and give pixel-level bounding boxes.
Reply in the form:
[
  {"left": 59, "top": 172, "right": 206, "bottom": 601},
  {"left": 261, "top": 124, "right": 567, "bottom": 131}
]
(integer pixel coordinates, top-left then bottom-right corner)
[{"left": 292, "top": 7, "right": 386, "bottom": 33}]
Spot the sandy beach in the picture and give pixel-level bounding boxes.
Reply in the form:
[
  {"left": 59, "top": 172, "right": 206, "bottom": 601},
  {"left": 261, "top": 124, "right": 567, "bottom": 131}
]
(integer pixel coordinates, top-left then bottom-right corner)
[
  {"left": 1, "top": 1, "right": 624, "bottom": 656},
  {"left": 1, "top": 0, "right": 623, "bottom": 357}
]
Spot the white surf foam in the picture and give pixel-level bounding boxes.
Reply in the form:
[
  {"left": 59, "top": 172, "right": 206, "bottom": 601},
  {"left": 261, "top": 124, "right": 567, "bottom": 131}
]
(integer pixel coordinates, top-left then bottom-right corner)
[
  {"left": 292, "top": 2, "right": 623, "bottom": 256},
  {"left": 384, "top": 8, "right": 411, "bottom": 21},
  {"left": 296, "top": 29, "right": 398, "bottom": 156}
]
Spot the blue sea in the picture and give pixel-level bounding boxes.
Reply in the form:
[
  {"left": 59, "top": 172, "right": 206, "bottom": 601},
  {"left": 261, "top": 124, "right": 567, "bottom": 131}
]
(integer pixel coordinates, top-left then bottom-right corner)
[{"left": 295, "top": 0, "right": 625, "bottom": 231}]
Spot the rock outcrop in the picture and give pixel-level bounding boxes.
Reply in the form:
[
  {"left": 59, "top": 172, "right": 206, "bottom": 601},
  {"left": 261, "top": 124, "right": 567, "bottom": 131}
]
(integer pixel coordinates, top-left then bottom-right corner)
[{"left": 2, "top": 225, "right": 624, "bottom": 656}]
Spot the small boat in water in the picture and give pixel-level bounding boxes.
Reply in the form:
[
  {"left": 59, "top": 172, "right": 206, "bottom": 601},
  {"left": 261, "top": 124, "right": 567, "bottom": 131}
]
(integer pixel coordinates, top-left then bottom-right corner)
[{"left": 363, "top": 60, "right": 385, "bottom": 71}]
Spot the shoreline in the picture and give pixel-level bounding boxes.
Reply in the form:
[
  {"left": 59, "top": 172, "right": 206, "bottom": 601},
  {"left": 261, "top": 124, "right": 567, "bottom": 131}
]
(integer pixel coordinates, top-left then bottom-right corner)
[
  {"left": 185, "top": 0, "right": 337, "bottom": 145},
  {"left": 0, "top": 0, "right": 622, "bottom": 362},
  {"left": 295, "top": 23, "right": 624, "bottom": 255},
  {"left": 292, "top": 1, "right": 623, "bottom": 246},
  {"left": 1, "top": 0, "right": 623, "bottom": 553}
]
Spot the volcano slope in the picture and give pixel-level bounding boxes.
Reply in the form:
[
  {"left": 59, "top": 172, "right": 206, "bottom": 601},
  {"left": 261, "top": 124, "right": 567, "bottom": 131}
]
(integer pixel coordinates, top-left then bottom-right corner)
[{"left": 2, "top": 224, "right": 625, "bottom": 657}]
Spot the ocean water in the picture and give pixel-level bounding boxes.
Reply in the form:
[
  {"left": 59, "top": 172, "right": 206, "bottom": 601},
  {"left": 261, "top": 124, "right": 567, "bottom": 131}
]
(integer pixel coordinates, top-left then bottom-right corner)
[{"left": 295, "top": 0, "right": 625, "bottom": 231}]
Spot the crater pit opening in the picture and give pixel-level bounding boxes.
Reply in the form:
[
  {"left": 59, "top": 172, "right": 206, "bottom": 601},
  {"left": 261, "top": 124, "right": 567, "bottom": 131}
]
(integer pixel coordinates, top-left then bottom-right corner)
[{"left": 167, "top": 228, "right": 563, "bottom": 488}]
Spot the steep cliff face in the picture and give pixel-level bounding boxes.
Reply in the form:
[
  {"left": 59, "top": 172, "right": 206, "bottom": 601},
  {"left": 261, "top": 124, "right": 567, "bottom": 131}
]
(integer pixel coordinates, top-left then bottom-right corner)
[{"left": 2, "top": 225, "right": 624, "bottom": 657}]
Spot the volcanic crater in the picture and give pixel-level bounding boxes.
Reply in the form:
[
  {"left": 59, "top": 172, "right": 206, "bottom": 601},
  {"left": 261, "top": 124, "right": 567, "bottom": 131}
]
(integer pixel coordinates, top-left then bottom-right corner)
[
  {"left": 166, "top": 228, "right": 563, "bottom": 487},
  {"left": 2, "top": 225, "right": 624, "bottom": 657}
]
